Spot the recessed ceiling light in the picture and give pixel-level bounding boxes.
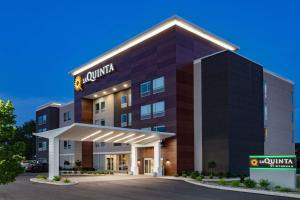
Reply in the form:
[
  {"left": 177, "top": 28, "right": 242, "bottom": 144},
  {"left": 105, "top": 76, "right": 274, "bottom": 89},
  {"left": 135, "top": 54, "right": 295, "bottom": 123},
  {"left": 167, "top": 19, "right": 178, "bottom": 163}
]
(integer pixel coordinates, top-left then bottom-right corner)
[
  {"left": 94, "top": 94, "right": 98, "bottom": 98},
  {"left": 123, "top": 84, "right": 128, "bottom": 88},
  {"left": 113, "top": 88, "right": 117, "bottom": 91},
  {"left": 103, "top": 91, "right": 107, "bottom": 95}
]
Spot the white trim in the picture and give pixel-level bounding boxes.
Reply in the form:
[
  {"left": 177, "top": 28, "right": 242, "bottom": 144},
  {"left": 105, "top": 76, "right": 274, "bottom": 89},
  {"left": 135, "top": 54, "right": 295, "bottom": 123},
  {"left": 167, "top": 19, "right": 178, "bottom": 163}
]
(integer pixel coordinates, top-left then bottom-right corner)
[
  {"left": 70, "top": 16, "right": 238, "bottom": 76},
  {"left": 93, "top": 151, "right": 131, "bottom": 155},
  {"left": 36, "top": 102, "right": 62, "bottom": 111}
]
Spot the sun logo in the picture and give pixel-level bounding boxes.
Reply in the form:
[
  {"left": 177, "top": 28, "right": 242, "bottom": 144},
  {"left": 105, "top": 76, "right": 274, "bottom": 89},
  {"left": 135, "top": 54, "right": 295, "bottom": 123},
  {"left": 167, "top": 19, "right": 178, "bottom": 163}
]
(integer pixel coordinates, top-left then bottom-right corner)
[
  {"left": 250, "top": 159, "right": 258, "bottom": 167},
  {"left": 74, "top": 76, "right": 83, "bottom": 92}
]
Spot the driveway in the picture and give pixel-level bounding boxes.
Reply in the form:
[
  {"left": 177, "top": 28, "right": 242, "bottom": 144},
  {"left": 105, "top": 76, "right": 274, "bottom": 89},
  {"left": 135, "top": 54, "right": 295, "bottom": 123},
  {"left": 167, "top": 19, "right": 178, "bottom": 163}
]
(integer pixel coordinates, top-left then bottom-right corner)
[{"left": 0, "top": 173, "right": 297, "bottom": 200}]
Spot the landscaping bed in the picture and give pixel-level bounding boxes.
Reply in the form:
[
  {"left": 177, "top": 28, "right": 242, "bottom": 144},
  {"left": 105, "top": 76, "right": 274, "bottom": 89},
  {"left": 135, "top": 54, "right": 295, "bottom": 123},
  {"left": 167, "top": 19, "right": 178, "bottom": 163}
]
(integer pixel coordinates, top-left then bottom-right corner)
[
  {"left": 30, "top": 175, "right": 78, "bottom": 185},
  {"left": 61, "top": 170, "right": 114, "bottom": 176}
]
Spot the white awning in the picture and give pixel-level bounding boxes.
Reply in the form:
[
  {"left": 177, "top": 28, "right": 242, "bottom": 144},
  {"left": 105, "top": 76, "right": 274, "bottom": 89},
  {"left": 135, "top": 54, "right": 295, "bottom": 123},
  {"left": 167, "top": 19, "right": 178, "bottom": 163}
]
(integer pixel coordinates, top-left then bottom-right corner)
[{"left": 33, "top": 123, "right": 175, "bottom": 145}]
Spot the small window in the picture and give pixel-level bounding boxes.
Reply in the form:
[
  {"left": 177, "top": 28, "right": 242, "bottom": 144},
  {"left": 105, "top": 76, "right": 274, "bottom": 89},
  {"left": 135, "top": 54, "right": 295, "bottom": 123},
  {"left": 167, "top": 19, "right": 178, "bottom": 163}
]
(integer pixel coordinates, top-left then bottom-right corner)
[
  {"left": 140, "top": 104, "right": 151, "bottom": 120},
  {"left": 64, "top": 111, "right": 71, "bottom": 122},
  {"left": 101, "top": 119, "right": 105, "bottom": 126},
  {"left": 153, "top": 101, "right": 165, "bottom": 118},
  {"left": 121, "top": 113, "right": 128, "bottom": 127},
  {"left": 121, "top": 95, "right": 127, "bottom": 108},
  {"left": 128, "top": 113, "right": 132, "bottom": 126},
  {"left": 38, "top": 142, "right": 43, "bottom": 151},
  {"left": 263, "top": 80, "right": 267, "bottom": 99},
  {"left": 264, "top": 104, "right": 268, "bottom": 121},
  {"left": 95, "top": 142, "right": 100, "bottom": 148},
  {"left": 140, "top": 81, "right": 151, "bottom": 97},
  {"left": 63, "top": 141, "right": 71, "bottom": 150},
  {"left": 95, "top": 103, "right": 100, "bottom": 114},
  {"left": 100, "top": 142, "right": 105, "bottom": 147},
  {"left": 38, "top": 114, "right": 47, "bottom": 125},
  {"left": 101, "top": 101, "right": 105, "bottom": 112},
  {"left": 153, "top": 76, "right": 165, "bottom": 94},
  {"left": 113, "top": 143, "right": 122, "bottom": 146},
  {"left": 153, "top": 125, "right": 166, "bottom": 132},
  {"left": 42, "top": 115, "right": 47, "bottom": 124},
  {"left": 42, "top": 142, "right": 47, "bottom": 151},
  {"left": 95, "top": 120, "right": 100, "bottom": 125}
]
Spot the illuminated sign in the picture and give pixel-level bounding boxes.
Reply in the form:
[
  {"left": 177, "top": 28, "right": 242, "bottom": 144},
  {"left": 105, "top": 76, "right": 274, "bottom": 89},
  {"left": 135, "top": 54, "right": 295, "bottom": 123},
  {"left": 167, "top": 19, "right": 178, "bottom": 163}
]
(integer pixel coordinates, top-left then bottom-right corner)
[
  {"left": 74, "top": 63, "right": 115, "bottom": 92},
  {"left": 249, "top": 155, "right": 296, "bottom": 171}
]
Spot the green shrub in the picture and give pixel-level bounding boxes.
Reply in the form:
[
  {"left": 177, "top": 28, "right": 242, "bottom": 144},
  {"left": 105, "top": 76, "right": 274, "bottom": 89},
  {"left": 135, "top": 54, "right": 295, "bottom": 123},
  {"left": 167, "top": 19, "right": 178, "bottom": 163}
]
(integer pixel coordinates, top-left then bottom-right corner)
[
  {"left": 218, "top": 178, "right": 227, "bottom": 186},
  {"left": 277, "top": 187, "right": 292, "bottom": 192},
  {"left": 174, "top": 173, "right": 180, "bottom": 177},
  {"left": 259, "top": 179, "right": 270, "bottom": 189},
  {"left": 243, "top": 178, "right": 257, "bottom": 188},
  {"left": 209, "top": 174, "right": 213, "bottom": 179},
  {"left": 182, "top": 173, "right": 187, "bottom": 178},
  {"left": 239, "top": 175, "right": 245, "bottom": 183},
  {"left": 63, "top": 178, "right": 71, "bottom": 183},
  {"left": 36, "top": 175, "right": 47, "bottom": 180},
  {"left": 196, "top": 176, "right": 203, "bottom": 182},
  {"left": 53, "top": 176, "right": 61, "bottom": 181},
  {"left": 231, "top": 180, "right": 240, "bottom": 187},
  {"left": 191, "top": 171, "right": 200, "bottom": 179}
]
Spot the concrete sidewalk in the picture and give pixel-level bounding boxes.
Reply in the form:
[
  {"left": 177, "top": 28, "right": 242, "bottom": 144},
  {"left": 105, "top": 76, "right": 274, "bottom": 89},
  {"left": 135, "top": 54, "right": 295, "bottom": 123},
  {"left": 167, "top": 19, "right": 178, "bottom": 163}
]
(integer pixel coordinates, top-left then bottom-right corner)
[{"left": 65, "top": 174, "right": 153, "bottom": 183}]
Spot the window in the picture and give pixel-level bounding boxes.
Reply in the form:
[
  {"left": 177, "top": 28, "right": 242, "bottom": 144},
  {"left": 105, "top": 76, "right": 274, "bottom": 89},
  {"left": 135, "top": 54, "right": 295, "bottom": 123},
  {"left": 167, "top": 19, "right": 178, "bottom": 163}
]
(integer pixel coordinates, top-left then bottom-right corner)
[
  {"left": 153, "top": 76, "right": 165, "bottom": 94},
  {"left": 42, "top": 142, "right": 47, "bottom": 151},
  {"left": 95, "top": 103, "right": 100, "bottom": 114},
  {"left": 63, "top": 140, "right": 71, "bottom": 150},
  {"left": 121, "top": 113, "right": 128, "bottom": 127},
  {"left": 140, "top": 104, "right": 151, "bottom": 120},
  {"left": 121, "top": 95, "right": 127, "bottom": 108},
  {"left": 37, "top": 114, "right": 47, "bottom": 125},
  {"left": 38, "top": 142, "right": 43, "bottom": 151},
  {"left": 101, "top": 119, "right": 105, "bottom": 126},
  {"left": 95, "top": 142, "right": 100, "bottom": 148},
  {"left": 264, "top": 104, "right": 268, "bottom": 121},
  {"left": 153, "top": 125, "right": 166, "bottom": 132},
  {"left": 113, "top": 143, "right": 122, "bottom": 146},
  {"left": 100, "top": 101, "right": 105, "bottom": 112},
  {"left": 140, "top": 81, "right": 151, "bottom": 97},
  {"left": 95, "top": 120, "right": 100, "bottom": 125},
  {"left": 100, "top": 142, "right": 105, "bottom": 147},
  {"left": 64, "top": 111, "right": 71, "bottom": 122},
  {"left": 128, "top": 113, "right": 132, "bottom": 126},
  {"left": 263, "top": 80, "right": 267, "bottom": 99},
  {"left": 128, "top": 93, "right": 132, "bottom": 107},
  {"left": 153, "top": 101, "right": 165, "bottom": 118}
]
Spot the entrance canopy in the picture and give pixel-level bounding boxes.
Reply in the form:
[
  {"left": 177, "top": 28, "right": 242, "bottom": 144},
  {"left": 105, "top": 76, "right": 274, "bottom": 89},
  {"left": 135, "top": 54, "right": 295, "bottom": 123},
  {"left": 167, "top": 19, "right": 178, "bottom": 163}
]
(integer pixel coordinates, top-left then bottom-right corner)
[{"left": 34, "top": 123, "right": 175, "bottom": 145}]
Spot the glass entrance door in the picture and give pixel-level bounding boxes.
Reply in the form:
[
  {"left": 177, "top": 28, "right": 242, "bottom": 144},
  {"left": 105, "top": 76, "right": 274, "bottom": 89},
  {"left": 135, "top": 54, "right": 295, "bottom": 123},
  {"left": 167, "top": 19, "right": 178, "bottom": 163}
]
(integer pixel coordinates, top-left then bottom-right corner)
[
  {"left": 106, "top": 157, "right": 114, "bottom": 171},
  {"left": 144, "top": 158, "right": 153, "bottom": 175}
]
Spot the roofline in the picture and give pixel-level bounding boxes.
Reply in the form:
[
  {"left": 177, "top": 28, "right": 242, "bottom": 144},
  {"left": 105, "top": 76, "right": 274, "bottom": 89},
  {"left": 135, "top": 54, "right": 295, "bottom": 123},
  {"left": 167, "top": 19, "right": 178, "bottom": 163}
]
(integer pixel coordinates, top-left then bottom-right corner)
[
  {"left": 36, "top": 101, "right": 74, "bottom": 111},
  {"left": 263, "top": 69, "right": 294, "bottom": 85},
  {"left": 69, "top": 15, "right": 239, "bottom": 76}
]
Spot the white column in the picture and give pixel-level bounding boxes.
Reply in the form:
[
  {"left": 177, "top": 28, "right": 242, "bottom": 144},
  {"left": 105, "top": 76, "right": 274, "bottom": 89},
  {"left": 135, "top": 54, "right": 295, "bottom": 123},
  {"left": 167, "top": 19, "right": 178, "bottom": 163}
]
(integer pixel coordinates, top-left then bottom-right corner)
[
  {"left": 153, "top": 140, "right": 162, "bottom": 176},
  {"left": 48, "top": 137, "right": 59, "bottom": 179},
  {"left": 130, "top": 144, "right": 138, "bottom": 175}
]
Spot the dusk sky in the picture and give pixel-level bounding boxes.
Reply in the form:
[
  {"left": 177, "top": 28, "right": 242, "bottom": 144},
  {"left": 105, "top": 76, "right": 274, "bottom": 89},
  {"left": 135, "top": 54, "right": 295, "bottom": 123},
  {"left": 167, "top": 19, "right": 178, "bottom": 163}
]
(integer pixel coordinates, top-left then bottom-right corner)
[{"left": 0, "top": 1, "right": 299, "bottom": 140}]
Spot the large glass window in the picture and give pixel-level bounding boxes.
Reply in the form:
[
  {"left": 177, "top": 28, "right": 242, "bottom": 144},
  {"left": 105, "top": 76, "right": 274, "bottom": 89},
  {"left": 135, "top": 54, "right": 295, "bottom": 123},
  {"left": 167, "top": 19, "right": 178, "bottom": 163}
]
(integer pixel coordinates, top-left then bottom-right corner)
[
  {"left": 153, "top": 101, "right": 165, "bottom": 118},
  {"left": 38, "top": 114, "right": 47, "bottom": 125},
  {"left": 63, "top": 140, "right": 71, "bottom": 150},
  {"left": 101, "top": 101, "right": 105, "bottom": 112},
  {"left": 95, "top": 103, "right": 100, "bottom": 114},
  {"left": 140, "top": 81, "right": 151, "bottom": 97},
  {"left": 153, "top": 125, "right": 166, "bottom": 132},
  {"left": 128, "top": 113, "right": 132, "bottom": 126},
  {"left": 121, "top": 95, "right": 127, "bottom": 108},
  {"left": 140, "top": 104, "right": 151, "bottom": 120},
  {"left": 153, "top": 76, "right": 165, "bottom": 94},
  {"left": 121, "top": 113, "right": 128, "bottom": 127},
  {"left": 64, "top": 111, "right": 71, "bottom": 122}
]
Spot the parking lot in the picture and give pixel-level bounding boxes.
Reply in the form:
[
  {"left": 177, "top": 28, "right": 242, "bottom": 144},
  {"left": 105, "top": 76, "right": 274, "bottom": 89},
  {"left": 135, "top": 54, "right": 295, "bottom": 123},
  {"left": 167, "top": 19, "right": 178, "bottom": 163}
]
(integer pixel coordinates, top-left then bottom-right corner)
[{"left": 0, "top": 173, "right": 297, "bottom": 200}]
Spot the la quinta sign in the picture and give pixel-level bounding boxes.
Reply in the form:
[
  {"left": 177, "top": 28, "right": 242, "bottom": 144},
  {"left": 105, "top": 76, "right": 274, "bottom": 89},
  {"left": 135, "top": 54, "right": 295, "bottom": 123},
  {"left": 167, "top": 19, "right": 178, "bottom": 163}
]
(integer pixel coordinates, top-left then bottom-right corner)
[
  {"left": 249, "top": 155, "right": 296, "bottom": 171},
  {"left": 74, "top": 63, "right": 115, "bottom": 92}
]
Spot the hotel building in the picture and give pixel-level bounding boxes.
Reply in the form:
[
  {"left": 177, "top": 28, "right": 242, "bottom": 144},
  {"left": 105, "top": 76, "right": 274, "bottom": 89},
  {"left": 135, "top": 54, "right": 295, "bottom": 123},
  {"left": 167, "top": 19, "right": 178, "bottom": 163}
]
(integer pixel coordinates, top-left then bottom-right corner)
[{"left": 35, "top": 16, "right": 294, "bottom": 178}]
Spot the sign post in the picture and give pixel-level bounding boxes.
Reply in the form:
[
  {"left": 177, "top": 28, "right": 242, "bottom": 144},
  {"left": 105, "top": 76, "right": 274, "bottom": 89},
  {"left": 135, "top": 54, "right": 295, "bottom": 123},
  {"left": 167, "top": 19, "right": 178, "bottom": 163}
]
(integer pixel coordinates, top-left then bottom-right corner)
[{"left": 249, "top": 155, "right": 296, "bottom": 189}]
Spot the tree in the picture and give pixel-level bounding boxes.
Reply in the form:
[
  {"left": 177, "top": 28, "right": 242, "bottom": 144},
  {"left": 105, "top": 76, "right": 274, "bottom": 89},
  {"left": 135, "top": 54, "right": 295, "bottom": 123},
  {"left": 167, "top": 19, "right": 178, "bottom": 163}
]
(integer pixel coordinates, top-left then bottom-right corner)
[
  {"left": 208, "top": 161, "right": 216, "bottom": 176},
  {"left": 0, "top": 100, "right": 25, "bottom": 184},
  {"left": 15, "top": 120, "right": 36, "bottom": 160}
]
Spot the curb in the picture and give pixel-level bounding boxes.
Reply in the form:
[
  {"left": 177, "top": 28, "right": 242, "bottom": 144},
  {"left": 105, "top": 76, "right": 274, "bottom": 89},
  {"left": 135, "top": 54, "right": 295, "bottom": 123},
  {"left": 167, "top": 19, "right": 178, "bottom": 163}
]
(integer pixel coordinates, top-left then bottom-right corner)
[
  {"left": 159, "top": 177, "right": 300, "bottom": 199},
  {"left": 30, "top": 178, "right": 78, "bottom": 186}
]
